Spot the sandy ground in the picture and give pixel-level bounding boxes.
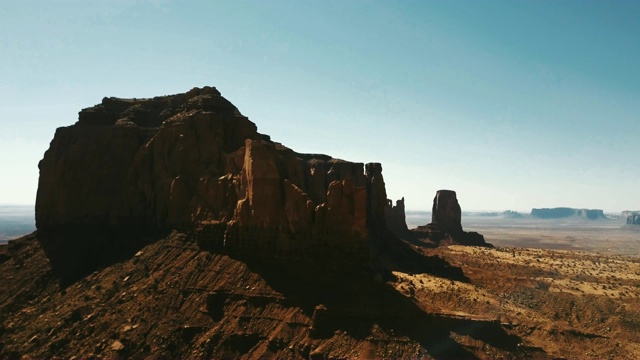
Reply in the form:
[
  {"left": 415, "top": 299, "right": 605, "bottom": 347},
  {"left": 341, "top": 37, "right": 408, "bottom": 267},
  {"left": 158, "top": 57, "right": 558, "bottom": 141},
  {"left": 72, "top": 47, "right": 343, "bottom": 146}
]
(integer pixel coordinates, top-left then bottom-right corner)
[{"left": 392, "top": 244, "right": 640, "bottom": 359}]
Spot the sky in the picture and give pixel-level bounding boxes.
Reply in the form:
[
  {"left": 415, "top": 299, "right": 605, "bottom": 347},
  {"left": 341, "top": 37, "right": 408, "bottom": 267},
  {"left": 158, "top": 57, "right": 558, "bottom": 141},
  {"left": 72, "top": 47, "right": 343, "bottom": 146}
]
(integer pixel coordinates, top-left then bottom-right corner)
[{"left": 0, "top": 0, "right": 639, "bottom": 212}]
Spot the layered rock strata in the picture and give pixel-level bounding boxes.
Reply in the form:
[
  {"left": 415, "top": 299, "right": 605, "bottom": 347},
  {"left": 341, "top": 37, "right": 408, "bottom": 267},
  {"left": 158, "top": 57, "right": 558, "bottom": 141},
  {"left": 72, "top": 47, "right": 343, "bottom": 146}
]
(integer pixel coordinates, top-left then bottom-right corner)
[{"left": 35, "top": 87, "right": 388, "bottom": 276}]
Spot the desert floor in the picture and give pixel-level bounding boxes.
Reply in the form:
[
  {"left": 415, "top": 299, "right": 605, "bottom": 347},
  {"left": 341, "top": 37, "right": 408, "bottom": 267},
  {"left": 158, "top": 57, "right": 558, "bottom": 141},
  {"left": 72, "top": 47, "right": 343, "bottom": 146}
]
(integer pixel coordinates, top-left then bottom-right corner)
[{"left": 407, "top": 214, "right": 640, "bottom": 256}]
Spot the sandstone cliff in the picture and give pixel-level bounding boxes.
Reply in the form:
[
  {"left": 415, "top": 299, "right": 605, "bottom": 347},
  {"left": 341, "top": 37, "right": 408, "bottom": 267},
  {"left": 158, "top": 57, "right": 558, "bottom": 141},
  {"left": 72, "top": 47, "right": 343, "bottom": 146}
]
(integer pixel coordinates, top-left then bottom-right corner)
[
  {"left": 35, "top": 87, "right": 401, "bottom": 279},
  {"left": 384, "top": 197, "right": 409, "bottom": 236}
]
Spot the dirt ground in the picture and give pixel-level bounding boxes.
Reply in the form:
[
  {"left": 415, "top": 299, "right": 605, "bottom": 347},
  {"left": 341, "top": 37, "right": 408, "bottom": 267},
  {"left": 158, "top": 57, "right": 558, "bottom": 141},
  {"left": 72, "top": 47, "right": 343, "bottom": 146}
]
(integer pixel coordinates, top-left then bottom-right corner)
[
  {"left": 463, "top": 217, "right": 640, "bottom": 256},
  {"left": 407, "top": 213, "right": 640, "bottom": 255},
  {"left": 2, "top": 222, "right": 640, "bottom": 359},
  {"left": 394, "top": 243, "right": 640, "bottom": 359}
]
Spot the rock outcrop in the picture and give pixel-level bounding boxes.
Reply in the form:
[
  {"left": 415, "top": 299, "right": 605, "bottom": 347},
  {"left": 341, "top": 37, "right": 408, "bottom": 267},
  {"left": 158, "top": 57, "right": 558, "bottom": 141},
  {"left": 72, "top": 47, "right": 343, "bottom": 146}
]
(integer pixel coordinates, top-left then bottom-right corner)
[
  {"left": 430, "top": 190, "right": 463, "bottom": 234},
  {"left": 384, "top": 197, "right": 409, "bottom": 236},
  {"left": 626, "top": 214, "right": 640, "bottom": 226},
  {"left": 414, "top": 190, "right": 492, "bottom": 247},
  {"left": 622, "top": 211, "right": 640, "bottom": 229},
  {"left": 35, "top": 87, "right": 394, "bottom": 277},
  {"left": 531, "top": 208, "right": 607, "bottom": 220}
]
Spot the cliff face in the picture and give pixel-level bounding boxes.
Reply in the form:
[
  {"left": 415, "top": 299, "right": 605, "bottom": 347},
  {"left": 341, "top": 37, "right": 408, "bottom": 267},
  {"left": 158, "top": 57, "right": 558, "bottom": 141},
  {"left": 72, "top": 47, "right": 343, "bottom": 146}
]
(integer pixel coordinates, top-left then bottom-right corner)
[
  {"left": 36, "top": 87, "right": 387, "bottom": 276},
  {"left": 430, "top": 190, "right": 463, "bottom": 234},
  {"left": 627, "top": 215, "right": 640, "bottom": 225},
  {"left": 384, "top": 197, "right": 408, "bottom": 235},
  {"left": 531, "top": 208, "right": 607, "bottom": 220}
]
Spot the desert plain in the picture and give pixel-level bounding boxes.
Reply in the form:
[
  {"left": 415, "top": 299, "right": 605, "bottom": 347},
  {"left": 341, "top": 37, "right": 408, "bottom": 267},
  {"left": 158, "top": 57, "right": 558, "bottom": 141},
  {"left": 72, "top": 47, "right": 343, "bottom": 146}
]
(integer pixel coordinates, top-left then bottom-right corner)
[{"left": 397, "top": 213, "right": 640, "bottom": 359}]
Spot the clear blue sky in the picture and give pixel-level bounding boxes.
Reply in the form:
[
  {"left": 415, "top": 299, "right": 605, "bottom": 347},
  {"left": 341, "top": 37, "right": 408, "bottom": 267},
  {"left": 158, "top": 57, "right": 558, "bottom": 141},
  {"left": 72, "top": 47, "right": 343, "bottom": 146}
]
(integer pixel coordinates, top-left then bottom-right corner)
[{"left": 1, "top": 0, "right": 639, "bottom": 212}]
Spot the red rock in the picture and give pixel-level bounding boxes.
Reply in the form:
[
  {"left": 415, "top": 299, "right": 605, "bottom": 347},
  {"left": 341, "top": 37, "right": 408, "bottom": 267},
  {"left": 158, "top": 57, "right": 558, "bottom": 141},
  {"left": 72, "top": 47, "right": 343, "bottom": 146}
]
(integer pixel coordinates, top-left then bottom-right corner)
[{"left": 35, "top": 87, "right": 390, "bottom": 275}]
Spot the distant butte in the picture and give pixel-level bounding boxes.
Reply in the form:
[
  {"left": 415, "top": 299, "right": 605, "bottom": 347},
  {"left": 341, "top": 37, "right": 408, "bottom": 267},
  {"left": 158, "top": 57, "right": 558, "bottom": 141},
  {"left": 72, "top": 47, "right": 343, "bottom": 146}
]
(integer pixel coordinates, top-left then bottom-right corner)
[
  {"left": 530, "top": 207, "right": 608, "bottom": 220},
  {"left": 383, "top": 190, "right": 492, "bottom": 248},
  {"left": 623, "top": 211, "right": 640, "bottom": 228}
]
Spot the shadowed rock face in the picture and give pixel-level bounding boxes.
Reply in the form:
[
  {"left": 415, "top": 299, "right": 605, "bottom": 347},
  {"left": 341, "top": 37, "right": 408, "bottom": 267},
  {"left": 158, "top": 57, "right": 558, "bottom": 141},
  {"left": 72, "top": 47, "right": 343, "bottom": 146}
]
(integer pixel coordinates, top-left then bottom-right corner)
[
  {"left": 384, "top": 197, "right": 408, "bottom": 235},
  {"left": 431, "top": 190, "right": 463, "bottom": 234},
  {"left": 627, "top": 215, "right": 640, "bottom": 225},
  {"left": 35, "top": 87, "right": 390, "bottom": 276},
  {"left": 413, "top": 190, "right": 492, "bottom": 248}
]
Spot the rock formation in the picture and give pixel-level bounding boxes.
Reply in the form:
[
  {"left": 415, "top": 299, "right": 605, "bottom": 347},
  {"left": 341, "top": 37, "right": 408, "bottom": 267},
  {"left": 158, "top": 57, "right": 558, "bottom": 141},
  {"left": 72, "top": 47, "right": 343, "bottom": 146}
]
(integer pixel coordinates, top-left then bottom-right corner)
[
  {"left": 626, "top": 214, "right": 640, "bottom": 226},
  {"left": 531, "top": 208, "right": 607, "bottom": 220},
  {"left": 35, "top": 86, "right": 414, "bottom": 278},
  {"left": 384, "top": 197, "right": 409, "bottom": 236},
  {"left": 413, "top": 190, "right": 492, "bottom": 247},
  {"left": 430, "top": 190, "right": 463, "bottom": 234},
  {"left": 622, "top": 211, "right": 640, "bottom": 230}
]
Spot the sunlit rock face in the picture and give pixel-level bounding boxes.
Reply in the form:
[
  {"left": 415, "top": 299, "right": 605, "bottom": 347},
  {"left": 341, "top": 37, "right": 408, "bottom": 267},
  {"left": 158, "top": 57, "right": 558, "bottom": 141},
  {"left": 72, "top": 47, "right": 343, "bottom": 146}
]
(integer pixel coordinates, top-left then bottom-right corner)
[{"left": 35, "top": 86, "right": 389, "bottom": 272}]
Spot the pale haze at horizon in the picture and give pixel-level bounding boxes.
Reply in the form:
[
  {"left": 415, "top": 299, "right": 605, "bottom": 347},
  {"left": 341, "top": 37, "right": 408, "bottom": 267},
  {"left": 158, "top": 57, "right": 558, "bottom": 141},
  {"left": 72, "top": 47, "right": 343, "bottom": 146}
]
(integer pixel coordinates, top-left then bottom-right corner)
[{"left": 1, "top": 1, "right": 639, "bottom": 212}]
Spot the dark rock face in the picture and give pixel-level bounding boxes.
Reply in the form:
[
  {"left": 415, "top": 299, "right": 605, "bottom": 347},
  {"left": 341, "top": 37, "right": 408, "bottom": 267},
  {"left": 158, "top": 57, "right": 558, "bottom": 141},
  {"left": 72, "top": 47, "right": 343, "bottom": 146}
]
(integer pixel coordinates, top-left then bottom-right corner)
[
  {"left": 431, "top": 190, "right": 463, "bottom": 234},
  {"left": 413, "top": 190, "right": 492, "bottom": 248},
  {"left": 384, "top": 197, "right": 409, "bottom": 236},
  {"left": 531, "top": 208, "right": 607, "bottom": 220},
  {"left": 35, "top": 87, "right": 392, "bottom": 277},
  {"left": 627, "top": 215, "right": 640, "bottom": 225}
]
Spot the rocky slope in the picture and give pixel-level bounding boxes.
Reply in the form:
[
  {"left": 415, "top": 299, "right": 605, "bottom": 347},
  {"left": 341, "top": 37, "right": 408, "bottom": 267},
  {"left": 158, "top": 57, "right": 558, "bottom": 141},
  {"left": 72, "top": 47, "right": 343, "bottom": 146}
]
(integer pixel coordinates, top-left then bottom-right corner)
[
  {"left": 4, "top": 229, "right": 640, "bottom": 359},
  {"left": 0, "top": 233, "right": 522, "bottom": 359}
]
